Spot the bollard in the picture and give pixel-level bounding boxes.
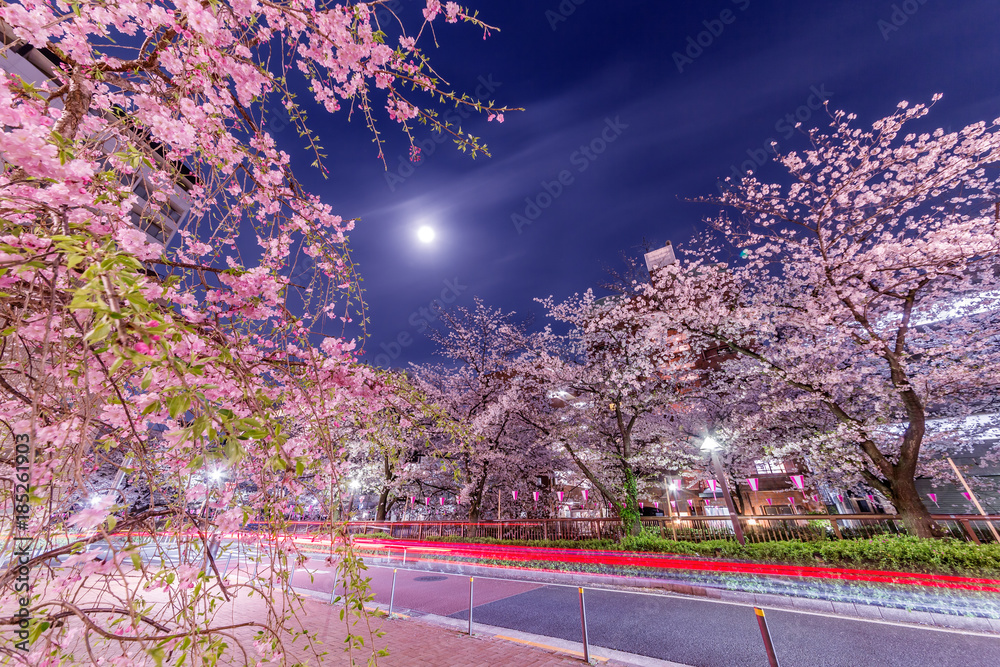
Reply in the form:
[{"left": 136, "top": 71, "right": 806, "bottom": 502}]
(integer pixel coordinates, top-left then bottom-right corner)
[
  {"left": 754, "top": 607, "right": 780, "bottom": 667},
  {"left": 578, "top": 587, "right": 590, "bottom": 663},
  {"left": 389, "top": 568, "right": 398, "bottom": 618},
  {"left": 468, "top": 577, "right": 475, "bottom": 635}
]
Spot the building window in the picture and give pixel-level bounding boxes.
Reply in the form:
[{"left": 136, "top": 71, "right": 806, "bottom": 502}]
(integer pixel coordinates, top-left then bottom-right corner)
[{"left": 754, "top": 458, "right": 787, "bottom": 475}]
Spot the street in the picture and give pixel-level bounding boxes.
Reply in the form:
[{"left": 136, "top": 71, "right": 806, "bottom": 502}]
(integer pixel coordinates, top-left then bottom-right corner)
[{"left": 291, "top": 560, "right": 1000, "bottom": 667}]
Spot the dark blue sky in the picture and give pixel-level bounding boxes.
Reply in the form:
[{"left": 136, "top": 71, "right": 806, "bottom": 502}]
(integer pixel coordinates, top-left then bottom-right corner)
[{"left": 278, "top": 0, "right": 1000, "bottom": 369}]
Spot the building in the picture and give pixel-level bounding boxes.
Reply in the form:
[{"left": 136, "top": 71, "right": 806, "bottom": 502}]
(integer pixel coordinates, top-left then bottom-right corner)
[{"left": 1, "top": 20, "right": 192, "bottom": 246}]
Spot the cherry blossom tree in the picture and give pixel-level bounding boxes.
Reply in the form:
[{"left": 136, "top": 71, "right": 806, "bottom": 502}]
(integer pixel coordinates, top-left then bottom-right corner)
[
  {"left": 644, "top": 98, "right": 1000, "bottom": 538},
  {"left": 524, "top": 291, "right": 703, "bottom": 534},
  {"left": 411, "top": 300, "right": 559, "bottom": 521},
  {"left": 0, "top": 1, "right": 513, "bottom": 663}
]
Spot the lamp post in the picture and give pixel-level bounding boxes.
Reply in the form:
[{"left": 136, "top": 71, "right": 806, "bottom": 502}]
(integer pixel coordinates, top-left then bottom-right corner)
[
  {"left": 347, "top": 479, "right": 360, "bottom": 521},
  {"left": 702, "top": 436, "right": 745, "bottom": 546}
]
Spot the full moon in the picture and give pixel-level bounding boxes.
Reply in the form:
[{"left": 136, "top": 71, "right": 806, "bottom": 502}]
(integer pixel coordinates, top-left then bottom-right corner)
[{"left": 416, "top": 225, "right": 436, "bottom": 244}]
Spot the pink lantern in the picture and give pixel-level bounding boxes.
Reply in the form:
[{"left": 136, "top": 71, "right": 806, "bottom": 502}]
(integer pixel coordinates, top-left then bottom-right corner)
[
  {"left": 707, "top": 479, "right": 719, "bottom": 496},
  {"left": 533, "top": 491, "right": 539, "bottom": 503},
  {"left": 927, "top": 493, "right": 938, "bottom": 506},
  {"left": 788, "top": 496, "right": 796, "bottom": 505},
  {"left": 746, "top": 478, "right": 760, "bottom": 491},
  {"left": 670, "top": 500, "right": 677, "bottom": 509},
  {"left": 558, "top": 491, "right": 564, "bottom": 502},
  {"left": 812, "top": 494, "right": 820, "bottom": 502},
  {"left": 410, "top": 496, "right": 415, "bottom": 506},
  {"left": 866, "top": 494, "right": 875, "bottom": 502},
  {"left": 962, "top": 491, "right": 972, "bottom": 500},
  {"left": 687, "top": 499, "right": 694, "bottom": 508},
  {"left": 425, "top": 497, "right": 429, "bottom": 506},
  {"left": 790, "top": 475, "right": 805, "bottom": 490},
  {"left": 766, "top": 498, "right": 773, "bottom": 505},
  {"left": 583, "top": 489, "right": 589, "bottom": 503},
  {"left": 837, "top": 494, "right": 844, "bottom": 503},
  {"left": 512, "top": 490, "right": 518, "bottom": 501},
  {"left": 440, "top": 496, "right": 445, "bottom": 506},
  {"left": 654, "top": 501, "right": 659, "bottom": 509},
  {"left": 639, "top": 502, "right": 644, "bottom": 509}
]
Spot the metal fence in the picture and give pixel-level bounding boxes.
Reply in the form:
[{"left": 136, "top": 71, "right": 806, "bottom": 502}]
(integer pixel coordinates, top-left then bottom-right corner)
[{"left": 287, "top": 513, "right": 1000, "bottom": 545}]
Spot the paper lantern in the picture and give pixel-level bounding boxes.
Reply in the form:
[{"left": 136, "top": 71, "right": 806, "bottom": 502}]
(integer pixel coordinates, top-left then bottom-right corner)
[
  {"left": 440, "top": 496, "right": 445, "bottom": 505},
  {"left": 927, "top": 493, "right": 938, "bottom": 506},
  {"left": 746, "top": 478, "right": 760, "bottom": 491},
  {"left": 790, "top": 475, "right": 805, "bottom": 490},
  {"left": 654, "top": 502, "right": 659, "bottom": 509},
  {"left": 866, "top": 494, "right": 875, "bottom": 502},
  {"left": 410, "top": 496, "right": 415, "bottom": 506},
  {"left": 670, "top": 500, "right": 677, "bottom": 508},
  {"left": 512, "top": 490, "right": 518, "bottom": 501},
  {"left": 766, "top": 498, "right": 773, "bottom": 505},
  {"left": 425, "top": 497, "right": 429, "bottom": 506},
  {"left": 812, "top": 494, "right": 819, "bottom": 502},
  {"left": 687, "top": 499, "right": 694, "bottom": 508},
  {"left": 837, "top": 494, "right": 844, "bottom": 503},
  {"left": 583, "top": 489, "right": 589, "bottom": 503},
  {"left": 707, "top": 479, "right": 719, "bottom": 494},
  {"left": 558, "top": 491, "right": 564, "bottom": 502},
  {"left": 962, "top": 491, "right": 972, "bottom": 500},
  {"left": 788, "top": 496, "right": 796, "bottom": 505},
  {"left": 639, "top": 502, "right": 644, "bottom": 509},
  {"left": 533, "top": 491, "right": 539, "bottom": 503}
]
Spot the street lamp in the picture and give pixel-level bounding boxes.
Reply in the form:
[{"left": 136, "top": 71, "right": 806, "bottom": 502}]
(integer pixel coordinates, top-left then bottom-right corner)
[{"left": 702, "top": 436, "right": 745, "bottom": 546}]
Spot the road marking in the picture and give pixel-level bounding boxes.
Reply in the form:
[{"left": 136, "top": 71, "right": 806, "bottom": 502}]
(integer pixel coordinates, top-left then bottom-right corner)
[{"left": 494, "top": 635, "right": 608, "bottom": 662}]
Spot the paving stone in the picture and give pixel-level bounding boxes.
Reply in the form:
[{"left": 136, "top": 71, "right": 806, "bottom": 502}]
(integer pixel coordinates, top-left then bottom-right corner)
[
  {"left": 929, "top": 612, "right": 997, "bottom": 633},
  {"left": 831, "top": 601, "right": 858, "bottom": 616},
  {"left": 790, "top": 597, "right": 836, "bottom": 614},
  {"left": 753, "top": 593, "right": 790, "bottom": 609},
  {"left": 877, "top": 606, "right": 935, "bottom": 626}
]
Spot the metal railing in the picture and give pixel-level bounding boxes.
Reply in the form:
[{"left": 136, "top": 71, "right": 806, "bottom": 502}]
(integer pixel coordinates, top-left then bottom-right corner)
[{"left": 280, "top": 513, "right": 1000, "bottom": 545}]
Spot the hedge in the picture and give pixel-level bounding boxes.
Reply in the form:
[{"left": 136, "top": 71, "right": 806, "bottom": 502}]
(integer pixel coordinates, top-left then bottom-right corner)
[{"left": 407, "top": 533, "right": 1000, "bottom": 577}]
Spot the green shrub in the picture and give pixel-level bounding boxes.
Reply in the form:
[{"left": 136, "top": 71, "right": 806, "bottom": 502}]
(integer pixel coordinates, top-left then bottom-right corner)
[{"left": 407, "top": 532, "right": 1000, "bottom": 577}]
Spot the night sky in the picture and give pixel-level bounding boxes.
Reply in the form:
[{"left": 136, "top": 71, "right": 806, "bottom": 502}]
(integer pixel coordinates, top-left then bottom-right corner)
[{"left": 275, "top": 0, "right": 1000, "bottom": 369}]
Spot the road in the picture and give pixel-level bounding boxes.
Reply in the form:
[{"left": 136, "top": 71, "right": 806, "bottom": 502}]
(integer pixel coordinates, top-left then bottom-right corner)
[{"left": 291, "top": 560, "right": 1000, "bottom": 667}]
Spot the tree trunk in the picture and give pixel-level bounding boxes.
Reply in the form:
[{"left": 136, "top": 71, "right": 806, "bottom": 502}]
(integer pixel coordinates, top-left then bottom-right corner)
[
  {"left": 376, "top": 487, "right": 390, "bottom": 521},
  {"left": 889, "top": 473, "right": 942, "bottom": 538},
  {"left": 622, "top": 467, "right": 642, "bottom": 536}
]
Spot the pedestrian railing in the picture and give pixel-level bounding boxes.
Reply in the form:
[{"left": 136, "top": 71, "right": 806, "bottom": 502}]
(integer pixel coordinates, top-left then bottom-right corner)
[{"left": 310, "top": 513, "right": 1000, "bottom": 544}]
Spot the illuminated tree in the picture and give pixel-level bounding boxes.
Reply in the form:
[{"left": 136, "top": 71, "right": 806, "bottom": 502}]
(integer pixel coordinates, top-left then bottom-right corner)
[
  {"left": 644, "top": 98, "right": 1000, "bottom": 538},
  {"left": 0, "top": 0, "right": 512, "bottom": 663}
]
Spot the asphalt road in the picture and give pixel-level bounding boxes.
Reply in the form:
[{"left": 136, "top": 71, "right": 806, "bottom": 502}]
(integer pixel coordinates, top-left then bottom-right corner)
[{"left": 290, "top": 562, "right": 1000, "bottom": 667}]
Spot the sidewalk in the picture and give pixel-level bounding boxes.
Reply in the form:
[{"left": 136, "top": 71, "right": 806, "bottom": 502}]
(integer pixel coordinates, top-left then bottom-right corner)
[{"left": 219, "top": 592, "right": 633, "bottom": 666}]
